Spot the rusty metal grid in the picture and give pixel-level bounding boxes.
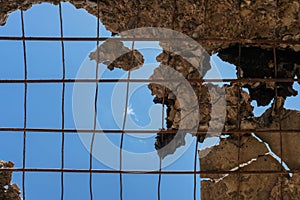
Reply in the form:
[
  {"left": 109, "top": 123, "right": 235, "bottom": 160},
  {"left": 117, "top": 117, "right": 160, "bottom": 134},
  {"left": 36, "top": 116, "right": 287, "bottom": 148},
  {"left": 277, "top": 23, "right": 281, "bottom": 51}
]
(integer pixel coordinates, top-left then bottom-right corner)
[{"left": 0, "top": 1, "right": 299, "bottom": 200}]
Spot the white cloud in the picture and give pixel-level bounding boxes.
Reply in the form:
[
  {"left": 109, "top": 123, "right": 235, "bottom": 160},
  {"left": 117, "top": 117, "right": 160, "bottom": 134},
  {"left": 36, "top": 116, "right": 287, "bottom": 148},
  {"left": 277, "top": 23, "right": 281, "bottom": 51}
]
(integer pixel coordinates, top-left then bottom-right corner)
[
  {"left": 127, "top": 104, "right": 140, "bottom": 122},
  {"left": 127, "top": 104, "right": 136, "bottom": 116}
]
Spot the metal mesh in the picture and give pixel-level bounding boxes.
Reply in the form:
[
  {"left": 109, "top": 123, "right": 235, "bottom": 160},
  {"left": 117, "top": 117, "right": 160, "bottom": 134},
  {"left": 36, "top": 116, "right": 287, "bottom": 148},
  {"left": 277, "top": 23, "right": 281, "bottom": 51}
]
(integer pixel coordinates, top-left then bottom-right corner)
[{"left": 0, "top": 1, "right": 300, "bottom": 200}]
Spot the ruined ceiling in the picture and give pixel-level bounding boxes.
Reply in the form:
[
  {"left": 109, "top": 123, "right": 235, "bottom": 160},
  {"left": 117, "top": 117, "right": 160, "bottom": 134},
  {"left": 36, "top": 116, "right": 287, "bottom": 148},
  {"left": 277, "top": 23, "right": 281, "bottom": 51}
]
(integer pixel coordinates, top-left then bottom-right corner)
[
  {"left": 1, "top": 0, "right": 300, "bottom": 51},
  {"left": 1, "top": 0, "right": 300, "bottom": 199}
]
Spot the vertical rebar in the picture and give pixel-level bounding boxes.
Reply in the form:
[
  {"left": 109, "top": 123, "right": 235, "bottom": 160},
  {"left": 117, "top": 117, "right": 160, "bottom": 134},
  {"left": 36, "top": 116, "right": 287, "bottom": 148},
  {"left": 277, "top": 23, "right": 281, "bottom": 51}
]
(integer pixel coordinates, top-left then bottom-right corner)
[{"left": 20, "top": 9, "right": 28, "bottom": 200}]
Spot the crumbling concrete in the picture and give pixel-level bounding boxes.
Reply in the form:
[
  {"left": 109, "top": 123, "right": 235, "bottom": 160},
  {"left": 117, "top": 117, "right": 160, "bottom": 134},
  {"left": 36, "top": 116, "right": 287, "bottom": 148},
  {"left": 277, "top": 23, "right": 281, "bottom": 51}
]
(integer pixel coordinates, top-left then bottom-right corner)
[
  {"left": 1, "top": 0, "right": 300, "bottom": 53},
  {"left": 89, "top": 39, "right": 144, "bottom": 71},
  {"left": 218, "top": 45, "right": 300, "bottom": 106},
  {"left": 0, "top": 161, "right": 21, "bottom": 200},
  {"left": 270, "top": 174, "right": 300, "bottom": 199}
]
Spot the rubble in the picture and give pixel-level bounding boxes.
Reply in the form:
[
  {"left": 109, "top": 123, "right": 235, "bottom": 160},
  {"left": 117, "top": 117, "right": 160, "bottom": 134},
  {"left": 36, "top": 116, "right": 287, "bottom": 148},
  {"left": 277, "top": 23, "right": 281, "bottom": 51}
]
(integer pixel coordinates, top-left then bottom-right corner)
[
  {"left": 0, "top": 161, "right": 22, "bottom": 200},
  {"left": 0, "top": 161, "right": 14, "bottom": 187},
  {"left": 147, "top": 50, "right": 215, "bottom": 157},
  {"left": 150, "top": 64, "right": 254, "bottom": 158},
  {"left": 89, "top": 39, "right": 144, "bottom": 71}
]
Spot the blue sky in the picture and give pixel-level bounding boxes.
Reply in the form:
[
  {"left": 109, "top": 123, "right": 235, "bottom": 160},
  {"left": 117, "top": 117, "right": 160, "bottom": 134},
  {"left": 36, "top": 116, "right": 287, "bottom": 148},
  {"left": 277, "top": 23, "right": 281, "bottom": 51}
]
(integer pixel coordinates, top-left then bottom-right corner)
[
  {"left": 0, "top": 2, "right": 201, "bottom": 200},
  {"left": 0, "top": 2, "right": 299, "bottom": 200}
]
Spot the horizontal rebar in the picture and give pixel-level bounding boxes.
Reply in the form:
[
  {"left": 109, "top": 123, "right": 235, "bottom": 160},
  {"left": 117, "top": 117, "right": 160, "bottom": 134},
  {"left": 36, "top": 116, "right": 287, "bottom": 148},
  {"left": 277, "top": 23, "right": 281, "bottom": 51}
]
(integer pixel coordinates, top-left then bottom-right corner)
[
  {"left": 0, "top": 78, "right": 299, "bottom": 84},
  {"left": 0, "top": 168, "right": 299, "bottom": 175},
  {"left": 0, "top": 127, "right": 299, "bottom": 134},
  {"left": 1, "top": 36, "right": 300, "bottom": 45}
]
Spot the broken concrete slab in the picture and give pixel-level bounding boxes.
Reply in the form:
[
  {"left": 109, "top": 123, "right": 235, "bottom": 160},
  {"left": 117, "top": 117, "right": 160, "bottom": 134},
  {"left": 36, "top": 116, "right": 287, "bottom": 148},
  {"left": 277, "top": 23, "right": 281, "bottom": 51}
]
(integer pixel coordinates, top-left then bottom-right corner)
[
  {"left": 256, "top": 108, "right": 300, "bottom": 170},
  {"left": 200, "top": 136, "right": 285, "bottom": 199}
]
